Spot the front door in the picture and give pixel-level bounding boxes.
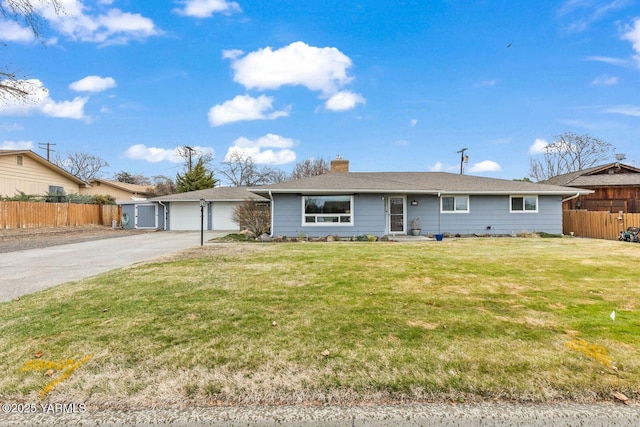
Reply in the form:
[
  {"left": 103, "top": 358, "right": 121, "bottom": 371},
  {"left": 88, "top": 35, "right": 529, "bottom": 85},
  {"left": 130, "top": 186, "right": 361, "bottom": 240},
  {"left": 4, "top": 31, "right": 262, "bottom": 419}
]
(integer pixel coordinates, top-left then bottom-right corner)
[{"left": 388, "top": 197, "right": 406, "bottom": 234}]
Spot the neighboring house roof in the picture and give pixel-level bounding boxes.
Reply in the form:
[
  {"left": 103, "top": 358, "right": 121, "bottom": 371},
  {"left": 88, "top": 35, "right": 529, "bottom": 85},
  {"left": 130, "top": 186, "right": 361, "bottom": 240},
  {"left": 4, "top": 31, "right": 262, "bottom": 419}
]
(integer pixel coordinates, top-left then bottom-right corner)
[
  {"left": 89, "top": 178, "right": 155, "bottom": 195},
  {"left": 148, "top": 186, "right": 268, "bottom": 202},
  {"left": 542, "top": 163, "right": 640, "bottom": 187},
  {"left": 251, "top": 172, "right": 591, "bottom": 195},
  {"left": 0, "top": 150, "right": 87, "bottom": 187}
]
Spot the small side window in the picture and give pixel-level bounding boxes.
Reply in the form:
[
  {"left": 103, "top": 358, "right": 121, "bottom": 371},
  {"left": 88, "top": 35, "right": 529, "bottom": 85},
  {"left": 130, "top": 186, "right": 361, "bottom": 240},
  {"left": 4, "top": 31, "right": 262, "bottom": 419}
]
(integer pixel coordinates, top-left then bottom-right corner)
[
  {"left": 510, "top": 196, "right": 538, "bottom": 212},
  {"left": 17, "top": 155, "right": 23, "bottom": 166},
  {"left": 441, "top": 195, "right": 469, "bottom": 213}
]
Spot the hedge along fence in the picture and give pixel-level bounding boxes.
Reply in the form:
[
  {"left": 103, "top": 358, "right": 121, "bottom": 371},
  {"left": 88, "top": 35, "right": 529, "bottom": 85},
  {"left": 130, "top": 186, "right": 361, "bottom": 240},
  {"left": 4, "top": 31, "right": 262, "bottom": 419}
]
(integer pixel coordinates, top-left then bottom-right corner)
[
  {"left": 0, "top": 201, "right": 122, "bottom": 229},
  {"left": 563, "top": 210, "right": 640, "bottom": 240}
]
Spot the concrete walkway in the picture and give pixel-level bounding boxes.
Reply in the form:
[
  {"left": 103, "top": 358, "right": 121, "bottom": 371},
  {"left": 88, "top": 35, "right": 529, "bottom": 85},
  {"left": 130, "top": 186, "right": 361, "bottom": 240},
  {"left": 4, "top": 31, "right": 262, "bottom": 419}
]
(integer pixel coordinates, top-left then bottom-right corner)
[{"left": 0, "top": 231, "right": 225, "bottom": 302}]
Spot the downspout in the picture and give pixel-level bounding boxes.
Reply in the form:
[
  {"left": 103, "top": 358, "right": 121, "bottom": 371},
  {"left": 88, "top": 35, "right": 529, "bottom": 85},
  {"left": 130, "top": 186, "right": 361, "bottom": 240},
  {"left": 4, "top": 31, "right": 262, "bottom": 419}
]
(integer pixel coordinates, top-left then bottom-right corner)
[
  {"left": 158, "top": 201, "right": 167, "bottom": 230},
  {"left": 268, "top": 191, "right": 274, "bottom": 237},
  {"left": 437, "top": 192, "right": 441, "bottom": 234}
]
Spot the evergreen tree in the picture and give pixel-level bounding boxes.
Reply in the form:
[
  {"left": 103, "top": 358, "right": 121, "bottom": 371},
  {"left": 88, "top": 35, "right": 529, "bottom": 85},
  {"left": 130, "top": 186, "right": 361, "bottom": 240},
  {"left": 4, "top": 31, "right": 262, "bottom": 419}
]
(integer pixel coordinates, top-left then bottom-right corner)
[{"left": 176, "top": 158, "right": 217, "bottom": 193}]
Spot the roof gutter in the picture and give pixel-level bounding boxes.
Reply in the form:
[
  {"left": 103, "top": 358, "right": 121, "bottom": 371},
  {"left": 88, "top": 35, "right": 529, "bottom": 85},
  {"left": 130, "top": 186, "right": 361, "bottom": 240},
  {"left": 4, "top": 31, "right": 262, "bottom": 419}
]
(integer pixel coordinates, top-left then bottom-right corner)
[{"left": 562, "top": 192, "right": 582, "bottom": 203}]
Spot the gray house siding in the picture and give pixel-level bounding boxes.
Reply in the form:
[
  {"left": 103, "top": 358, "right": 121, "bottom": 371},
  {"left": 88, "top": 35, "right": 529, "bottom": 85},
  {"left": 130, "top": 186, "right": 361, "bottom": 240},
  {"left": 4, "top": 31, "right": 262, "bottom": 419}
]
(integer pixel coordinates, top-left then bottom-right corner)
[
  {"left": 120, "top": 204, "right": 135, "bottom": 229},
  {"left": 272, "top": 194, "right": 385, "bottom": 237},
  {"left": 119, "top": 202, "right": 165, "bottom": 230},
  {"left": 272, "top": 193, "right": 563, "bottom": 237},
  {"left": 425, "top": 195, "right": 561, "bottom": 235}
]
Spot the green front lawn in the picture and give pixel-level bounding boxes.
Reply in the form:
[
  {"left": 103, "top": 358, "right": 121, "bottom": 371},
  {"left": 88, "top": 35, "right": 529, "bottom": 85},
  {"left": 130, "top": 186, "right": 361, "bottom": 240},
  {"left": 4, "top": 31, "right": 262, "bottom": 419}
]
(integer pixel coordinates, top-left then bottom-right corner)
[{"left": 1, "top": 237, "right": 638, "bottom": 407}]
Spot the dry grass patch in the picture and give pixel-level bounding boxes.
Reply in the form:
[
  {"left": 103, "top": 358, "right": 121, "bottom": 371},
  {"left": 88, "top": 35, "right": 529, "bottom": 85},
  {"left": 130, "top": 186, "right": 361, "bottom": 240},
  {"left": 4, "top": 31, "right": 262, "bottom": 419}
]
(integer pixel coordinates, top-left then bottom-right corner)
[{"left": 0, "top": 238, "right": 639, "bottom": 408}]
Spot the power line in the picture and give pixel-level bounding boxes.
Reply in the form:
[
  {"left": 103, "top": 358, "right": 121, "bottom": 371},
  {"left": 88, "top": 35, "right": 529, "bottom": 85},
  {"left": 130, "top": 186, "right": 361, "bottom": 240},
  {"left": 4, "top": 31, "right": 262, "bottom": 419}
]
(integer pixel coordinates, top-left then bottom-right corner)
[
  {"left": 184, "top": 146, "right": 195, "bottom": 171},
  {"left": 457, "top": 148, "right": 468, "bottom": 175},
  {"left": 38, "top": 142, "right": 56, "bottom": 161}
]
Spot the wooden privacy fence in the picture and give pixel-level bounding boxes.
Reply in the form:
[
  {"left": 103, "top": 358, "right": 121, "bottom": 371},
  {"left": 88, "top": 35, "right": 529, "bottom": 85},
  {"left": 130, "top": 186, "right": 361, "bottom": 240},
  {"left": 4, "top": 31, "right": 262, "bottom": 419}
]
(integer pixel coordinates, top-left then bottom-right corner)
[
  {"left": 563, "top": 210, "right": 640, "bottom": 240},
  {"left": 0, "top": 201, "right": 121, "bottom": 229}
]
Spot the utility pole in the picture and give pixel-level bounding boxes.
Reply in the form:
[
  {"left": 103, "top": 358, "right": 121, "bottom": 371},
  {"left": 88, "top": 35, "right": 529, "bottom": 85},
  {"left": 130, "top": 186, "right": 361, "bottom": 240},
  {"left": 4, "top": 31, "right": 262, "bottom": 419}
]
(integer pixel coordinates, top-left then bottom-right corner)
[
  {"left": 457, "top": 148, "right": 468, "bottom": 175},
  {"left": 184, "top": 146, "right": 195, "bottom": 171},
  {"left": 38, "top": 142, "right": 56, "bottom": 161}
]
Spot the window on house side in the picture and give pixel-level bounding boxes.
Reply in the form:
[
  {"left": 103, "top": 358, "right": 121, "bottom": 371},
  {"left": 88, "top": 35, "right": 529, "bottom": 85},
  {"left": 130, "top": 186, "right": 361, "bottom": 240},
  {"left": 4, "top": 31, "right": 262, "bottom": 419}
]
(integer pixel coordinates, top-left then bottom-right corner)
[
  {"left": 17, "top": 155, "right": 23, "bottom": 165},
  {"left": 48, "top": 186, "right": 65, "bottom": 203},
  {"left": 441, "top": 196, "right": 469, "bottom": 213},
  {"left": 303, "top": 195, "right": 353, "bottom": 225},
  {"left": 510, "top": 196, "right": 538, "bottom": 212}
]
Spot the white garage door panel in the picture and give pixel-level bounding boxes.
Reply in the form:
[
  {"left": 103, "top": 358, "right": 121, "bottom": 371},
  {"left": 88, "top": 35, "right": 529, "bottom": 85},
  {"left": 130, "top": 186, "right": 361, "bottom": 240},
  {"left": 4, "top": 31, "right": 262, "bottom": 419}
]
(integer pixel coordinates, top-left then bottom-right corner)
[
  {"left": 170, "top": 202, "right": 201, "bottom": 231},
  {"left": 213, "top": 202, "right": 238, "bottom": 231}
]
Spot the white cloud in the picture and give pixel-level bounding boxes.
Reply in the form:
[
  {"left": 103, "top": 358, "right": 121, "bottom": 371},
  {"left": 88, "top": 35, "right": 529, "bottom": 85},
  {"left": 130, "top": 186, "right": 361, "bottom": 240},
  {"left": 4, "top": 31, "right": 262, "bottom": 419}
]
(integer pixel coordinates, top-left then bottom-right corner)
[
  {"left": 475, "top": 79, "right": 497, "bottom": 88},
  {"left": 590, "top": 75, "right": 618, "bottom": 85},
  {"left": 124, "top": 144, "right": 214, "bottom": 163},
  {"left": 428, "top": 162, "right": 458, "bottom": 173},
  {"left": 558, "top": 0, "right": 628, "bottom": 33},
  {"left": 69, "top": 75, "right": 117, "bottom": 92},
  {"left": 0, "top": 20, "right": 36, "bottom": 42},
  {"left": 208, "top": 94, "right": 289, "bottom": 126},
  {"left": 529, "top": 138, "right": 549, "bottom": 155},
  {"left": 0, "top": 79, "right": 88, "bottom": 119},
  {"left": 228, "top": 41, "right": 354, "bottom": 95},
  {"left": 410, "top": 119, "right": 418, "bottom": 127},
  {"left": 39, "top": 0, "right": 161, "bottom": 46},
  {"left": 622, "top": 17, "right": 640, "bottom": 64},
  {"left": 0, "top": 122, "right": 24, "bottom": 131},
  {"left": 174, "top": 0, "right": 241, "bottom": 17},
  {"left": 604, "top": 105, "right": 640, "bottom": 116},
  {"left": 225, "top": 134, "right": 297, "bottom": 165},
  {"left": 467, "top": 160, "right": 502, "bottom": 173},
  {"left": 585, "top": 56, "right": 630, "bottom": 66},
  {"left": 0, "top": 140, "right": 34, "bottom": 150},
  {"left": 222, "top": 49, "right": 244, "bottom": 59},
  {"left": 325, "top": 91, "right": 365, "bottom": 111}
]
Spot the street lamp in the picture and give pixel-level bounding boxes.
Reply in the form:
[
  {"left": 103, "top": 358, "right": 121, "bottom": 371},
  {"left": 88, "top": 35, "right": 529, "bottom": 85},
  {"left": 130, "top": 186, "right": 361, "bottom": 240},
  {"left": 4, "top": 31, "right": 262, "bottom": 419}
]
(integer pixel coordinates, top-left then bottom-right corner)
[{"left": 199, "top": 198, "right": 205, "bottom": 246}]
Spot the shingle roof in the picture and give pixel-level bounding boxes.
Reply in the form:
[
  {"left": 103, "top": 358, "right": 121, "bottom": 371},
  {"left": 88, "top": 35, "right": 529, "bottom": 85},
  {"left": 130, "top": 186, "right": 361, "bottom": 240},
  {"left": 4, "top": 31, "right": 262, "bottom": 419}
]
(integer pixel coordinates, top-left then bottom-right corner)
[
  {"left": 251, "top": 172, "right": 589, "bottom": 195},
  {"left": 148, "top": 186, "right": 268, "bottom": 202},
  {"left": 90, "top": 179, "right": 155, "bottom": 195},
  {"left": 542, "top": 163, "right": 640, "bottom": 187}
]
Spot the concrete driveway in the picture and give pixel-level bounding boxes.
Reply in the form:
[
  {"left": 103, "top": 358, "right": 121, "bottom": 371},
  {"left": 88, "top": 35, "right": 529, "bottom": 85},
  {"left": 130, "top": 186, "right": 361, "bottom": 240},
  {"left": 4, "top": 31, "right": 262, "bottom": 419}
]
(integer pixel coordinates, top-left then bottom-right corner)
[{"left": 0, "top": 231, "right": 226, "bottom": 302}]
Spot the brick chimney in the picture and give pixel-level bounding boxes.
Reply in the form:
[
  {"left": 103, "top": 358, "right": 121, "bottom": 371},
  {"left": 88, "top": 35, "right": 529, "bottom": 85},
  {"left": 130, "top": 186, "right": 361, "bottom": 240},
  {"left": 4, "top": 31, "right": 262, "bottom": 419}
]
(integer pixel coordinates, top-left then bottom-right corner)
[{"left": 330, "top": 156, "right": 349, "bottom": 173}]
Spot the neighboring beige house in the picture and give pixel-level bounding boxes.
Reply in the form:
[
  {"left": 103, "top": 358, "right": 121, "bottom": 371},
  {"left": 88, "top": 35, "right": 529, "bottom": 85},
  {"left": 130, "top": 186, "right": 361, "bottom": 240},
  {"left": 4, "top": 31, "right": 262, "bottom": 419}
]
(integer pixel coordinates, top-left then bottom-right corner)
[
  {"left": 0, "top": 150, "right": 87, "bottom": 198},
  {"left": 80, "top": 179, "right": 155, "bottom": 203}
]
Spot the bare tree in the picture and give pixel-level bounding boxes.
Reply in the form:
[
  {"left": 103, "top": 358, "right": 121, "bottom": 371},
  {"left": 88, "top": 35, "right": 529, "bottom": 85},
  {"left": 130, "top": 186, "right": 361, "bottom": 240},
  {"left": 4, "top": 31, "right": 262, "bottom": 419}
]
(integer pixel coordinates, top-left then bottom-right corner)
[
  {"left": 54, "top": 152, "right": 109, "bottom": 182},
  {"left": 290, "top": 158, "right": 330, "bottom": 180},
  {"left": 150, "top": 175, "right": 176, "bottom": 196},
  {"left": 529, "top": 132, "right": 614, "bottom": 181},
  {"left": 0, "top": 0, "right": 62, "bottom": 102},
  {"left": 218, "top": 152, "right": 286, "bottom": 187},
  {"left": 113, "top": 171, "right": 151, "bottom": 185},
  {"left": 232, "top": 199, "right": 270, "bottom": 237}
]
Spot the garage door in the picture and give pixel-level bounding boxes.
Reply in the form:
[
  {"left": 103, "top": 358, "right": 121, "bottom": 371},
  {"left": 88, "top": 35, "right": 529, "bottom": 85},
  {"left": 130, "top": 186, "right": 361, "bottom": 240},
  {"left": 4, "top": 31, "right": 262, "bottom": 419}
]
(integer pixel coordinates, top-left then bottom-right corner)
[
  {"left": 169, "top": 202, "right": 203, "bottom": 231},
  {"left": 212, "top": 201, "right": 239, "bottom": 231}
]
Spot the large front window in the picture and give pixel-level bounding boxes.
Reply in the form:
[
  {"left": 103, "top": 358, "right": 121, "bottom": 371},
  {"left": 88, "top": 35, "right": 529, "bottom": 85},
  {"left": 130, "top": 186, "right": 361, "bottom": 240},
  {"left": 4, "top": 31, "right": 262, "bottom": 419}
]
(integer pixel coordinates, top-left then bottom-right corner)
[{"left": 304, "top": 195, "right": 352, "bottom": 225}]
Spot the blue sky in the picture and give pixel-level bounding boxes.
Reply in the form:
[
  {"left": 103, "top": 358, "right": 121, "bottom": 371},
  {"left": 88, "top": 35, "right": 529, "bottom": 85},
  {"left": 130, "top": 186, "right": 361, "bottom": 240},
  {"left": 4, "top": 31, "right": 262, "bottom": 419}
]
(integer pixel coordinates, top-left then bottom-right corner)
[{"left": 1, "top": 0, "right": 640, "bottom": 184}]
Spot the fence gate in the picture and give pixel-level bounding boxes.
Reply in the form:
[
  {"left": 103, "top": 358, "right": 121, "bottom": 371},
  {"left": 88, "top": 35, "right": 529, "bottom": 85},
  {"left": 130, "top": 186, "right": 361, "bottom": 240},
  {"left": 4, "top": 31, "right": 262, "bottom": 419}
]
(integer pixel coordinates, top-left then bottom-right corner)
[{"left": 563, "top": 210, "right": 640, "bottom": 240}]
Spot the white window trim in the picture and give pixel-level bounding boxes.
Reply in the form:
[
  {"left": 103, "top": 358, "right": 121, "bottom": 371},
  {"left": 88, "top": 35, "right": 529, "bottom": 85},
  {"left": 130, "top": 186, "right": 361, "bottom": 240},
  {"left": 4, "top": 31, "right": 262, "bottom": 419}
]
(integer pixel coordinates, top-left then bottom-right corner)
[
  {"left": 301, "top": 195, "right": 354, "bottom": 226},
  {"left": 510, "top": 195, "right": 538, "bottom": 213},
  {"left": 440, "top": 195, "right": 470, "bottom": 213}
]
